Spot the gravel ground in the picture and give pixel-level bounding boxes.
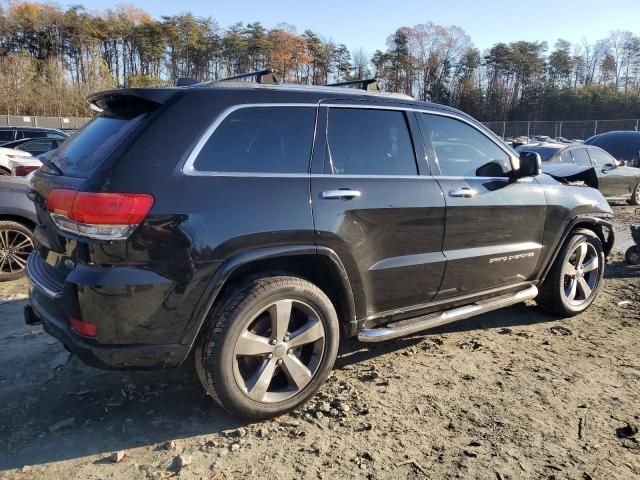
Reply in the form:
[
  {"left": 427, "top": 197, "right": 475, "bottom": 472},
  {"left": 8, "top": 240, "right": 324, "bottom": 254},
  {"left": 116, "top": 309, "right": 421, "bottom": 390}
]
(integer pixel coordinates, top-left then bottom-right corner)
[{"left": 0, "top": 206, "right": 638, "bottom": 480}]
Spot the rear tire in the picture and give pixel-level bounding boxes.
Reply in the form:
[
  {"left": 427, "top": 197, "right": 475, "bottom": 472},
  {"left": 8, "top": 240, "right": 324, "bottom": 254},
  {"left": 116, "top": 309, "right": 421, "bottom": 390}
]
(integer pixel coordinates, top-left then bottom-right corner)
[
  {"left": 0, "top": 221, "right": 34, "bottom": 282},
  {"left": 626, "top": 245, "right": 640, "bottom": 265},
  {"left": 195, "top": 275, "right": 339, "bottom": 420},
  {"left": 0, "top": 167, "right": 10, "bottom": 176},
  {"left": 629, "top": 182, "right": 640, "bottom": 206},
  {"left": 537, "top": 229, "right": 604, "bottom": 317}
]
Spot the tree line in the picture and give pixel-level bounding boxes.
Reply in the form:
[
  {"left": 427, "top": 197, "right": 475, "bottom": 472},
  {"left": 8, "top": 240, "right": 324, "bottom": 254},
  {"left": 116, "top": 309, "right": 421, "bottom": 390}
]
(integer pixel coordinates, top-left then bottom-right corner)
[{"left": 1, "top": 1, "right": 639, "bottom": 121}]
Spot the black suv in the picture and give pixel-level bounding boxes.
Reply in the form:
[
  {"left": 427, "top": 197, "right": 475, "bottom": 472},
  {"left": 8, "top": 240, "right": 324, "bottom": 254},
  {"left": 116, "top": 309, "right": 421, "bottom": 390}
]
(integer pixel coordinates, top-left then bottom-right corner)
[{"left": 25, "top": 78, "right": 614, "bottom": 419}]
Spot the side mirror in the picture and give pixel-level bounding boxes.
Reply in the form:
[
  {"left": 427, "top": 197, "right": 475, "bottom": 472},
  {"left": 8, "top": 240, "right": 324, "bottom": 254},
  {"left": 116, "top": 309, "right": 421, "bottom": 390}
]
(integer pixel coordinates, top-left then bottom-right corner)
[{"left": 513, "top": 152, "right": 542, "bottom": 178}]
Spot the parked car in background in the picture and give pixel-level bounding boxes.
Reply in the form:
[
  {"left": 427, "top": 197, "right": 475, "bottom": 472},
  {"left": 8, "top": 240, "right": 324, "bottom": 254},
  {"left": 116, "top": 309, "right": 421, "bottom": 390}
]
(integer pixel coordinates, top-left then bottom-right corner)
[
  {"left": 516, "top": 143, "right": 640, "bottom": 204},
  {"left": 26, "top": 78, "right": 613, "bottom": 419},
  {"left": 0, "top": 176, "right": 36, "bottom": 281},
  {"left": 0, "top": 137, "right": 67, "bottom": 176},
  {"left": 0, "top": 127, "right": 68, "bottom": 146},
  {"left": 0, "top": 145, "right": 32, "bottom": 176},
  {"left": 585, "top": 131, "right": 640, "bottom": 167}
]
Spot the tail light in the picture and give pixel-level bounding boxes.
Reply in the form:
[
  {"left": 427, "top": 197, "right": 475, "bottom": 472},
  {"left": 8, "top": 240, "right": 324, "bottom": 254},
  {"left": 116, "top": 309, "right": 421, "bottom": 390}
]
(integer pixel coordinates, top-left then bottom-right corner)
[
  {"left": 70, "top": 318, "right": 97, "bottom": 337},
  {"left": 45, "top": 189, "right": 154, "bottom": 240},
  {"left": 12, "top": 165, "right": 39, "bottom": 176}
]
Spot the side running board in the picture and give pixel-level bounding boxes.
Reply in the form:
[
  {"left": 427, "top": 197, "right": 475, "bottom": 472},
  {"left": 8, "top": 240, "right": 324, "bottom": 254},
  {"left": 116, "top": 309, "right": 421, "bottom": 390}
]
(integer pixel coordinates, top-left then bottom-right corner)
[{"left": 357, "top": 285, "right": 538, "bottom": 343}]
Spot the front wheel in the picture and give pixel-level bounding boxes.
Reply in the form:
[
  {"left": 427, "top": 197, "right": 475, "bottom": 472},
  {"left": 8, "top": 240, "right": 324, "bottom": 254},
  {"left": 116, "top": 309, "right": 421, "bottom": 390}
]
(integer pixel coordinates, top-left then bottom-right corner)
[
  {"left": 195, "top": 275, "right": 339, "bottom": 420},
  {"left": 537, "top": 229, "right": 605, "bottom": 317}
]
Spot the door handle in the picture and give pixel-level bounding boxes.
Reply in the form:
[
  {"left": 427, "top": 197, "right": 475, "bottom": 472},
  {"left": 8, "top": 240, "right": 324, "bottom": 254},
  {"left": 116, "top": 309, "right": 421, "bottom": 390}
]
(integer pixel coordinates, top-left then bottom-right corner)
[
  {"left": 601, "top": 169, "right": 608, "bottom": 174},
  {"left": 322, "top": 189, "right": 362, "bottom": 199},
  {"left": 448, "top": 187, "right": 477, "bottom": 198}
]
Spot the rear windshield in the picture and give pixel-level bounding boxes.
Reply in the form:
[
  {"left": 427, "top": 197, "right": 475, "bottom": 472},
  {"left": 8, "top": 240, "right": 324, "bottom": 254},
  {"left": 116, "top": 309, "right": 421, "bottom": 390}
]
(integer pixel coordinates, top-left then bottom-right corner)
[
  {"left": 45, "top": 114, "right": 145, "bottom": 178},
  {"left": 517, "top": 146, "right": 561, "bottom": 162}
]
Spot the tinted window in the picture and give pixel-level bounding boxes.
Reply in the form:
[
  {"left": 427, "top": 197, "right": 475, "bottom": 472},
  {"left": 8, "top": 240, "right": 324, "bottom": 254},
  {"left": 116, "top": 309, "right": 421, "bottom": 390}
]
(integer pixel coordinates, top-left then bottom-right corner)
[
  {"left": 588, "top": 148, "right": 616, "bottom": 166},
  {"left": 21, "top": 130, "right": 47, "bottom": 138},
  {"left": 516, "top": 146, "right": 561, "bottom": 162},
  {"left": 326, "top": 108, "right": 416, "bottom": 175},
  {"left": 47, "top": 115, "right": 145, "bottom": 178},
  {"left": 16, "top": 139, "right": 58, "bottom": 155},
  {"left": 572, "top": 148, "right": 592, "bottom": 166},
  {"left": 559, "top": 150, "right": 574, "bottom": 164},
  {"left": 195, "top": 106, "right": 316, "bottom": 173},
  {"left": 0, "top": 130, "right": 14, "bottom": 142},
  {"left": 46, "top": 132, "right": 67, "bottom": 139},
  {"left": 422, "top": 114, "right": 510, "bottom": 177}
]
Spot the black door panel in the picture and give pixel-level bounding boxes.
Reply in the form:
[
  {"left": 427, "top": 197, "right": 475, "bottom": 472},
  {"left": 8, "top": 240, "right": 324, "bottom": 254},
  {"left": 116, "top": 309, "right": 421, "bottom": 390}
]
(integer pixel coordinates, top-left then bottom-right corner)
[
  {"left": 434, "top": 177, "right": 546, "bottom": 299},
  {"left": 312, "top": 177, "right": 446, "bottom": 315},
  {"left": 312, "top": 104, "right": 446, "bottom": 317}
]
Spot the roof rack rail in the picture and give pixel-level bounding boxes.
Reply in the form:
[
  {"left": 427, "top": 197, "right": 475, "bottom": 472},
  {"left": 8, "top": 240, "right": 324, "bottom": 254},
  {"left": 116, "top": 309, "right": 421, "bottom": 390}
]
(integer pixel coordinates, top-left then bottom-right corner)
[
  {"left": 219, "top": 69, "right": 280, "bottom": 84},
  {"left": 325, "top": 78, "right": 381, "bottom": 93},
  {"left": 176, "top": 77, "right": 200, "bottom": 87}
]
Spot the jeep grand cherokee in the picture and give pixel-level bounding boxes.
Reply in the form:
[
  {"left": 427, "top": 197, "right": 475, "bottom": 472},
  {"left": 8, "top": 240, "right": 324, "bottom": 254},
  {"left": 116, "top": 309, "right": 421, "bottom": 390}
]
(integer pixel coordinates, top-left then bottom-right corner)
[{"left": 25, "top": 76, "right": 614, "bottom": 419}]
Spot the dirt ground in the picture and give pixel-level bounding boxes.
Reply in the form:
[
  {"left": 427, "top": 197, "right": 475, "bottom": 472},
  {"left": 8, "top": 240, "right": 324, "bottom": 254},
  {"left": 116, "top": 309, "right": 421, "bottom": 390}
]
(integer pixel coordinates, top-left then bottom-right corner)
[{"left": 0, "top": 206, "right": 638, "bottom": 480}]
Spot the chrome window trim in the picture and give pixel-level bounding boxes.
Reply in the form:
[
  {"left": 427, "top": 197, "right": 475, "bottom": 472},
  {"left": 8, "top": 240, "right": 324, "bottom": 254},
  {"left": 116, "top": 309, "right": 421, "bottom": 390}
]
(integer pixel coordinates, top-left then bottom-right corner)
[
  {"left": 182, "top": 103, "right": 319, "bottom": 177},
  {"left": 182, "top": 102, "right": 519, "bottom": 177}
]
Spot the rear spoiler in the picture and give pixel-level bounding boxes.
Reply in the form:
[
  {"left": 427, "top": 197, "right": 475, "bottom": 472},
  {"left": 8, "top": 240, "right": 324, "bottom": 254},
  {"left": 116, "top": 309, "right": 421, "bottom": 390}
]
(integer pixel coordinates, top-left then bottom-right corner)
[
  {"left": 541, "top": 164, "right": 599, "bottom": 189},
  {"left": 87, "top": 88, "right": 178, "bottom": 115}
]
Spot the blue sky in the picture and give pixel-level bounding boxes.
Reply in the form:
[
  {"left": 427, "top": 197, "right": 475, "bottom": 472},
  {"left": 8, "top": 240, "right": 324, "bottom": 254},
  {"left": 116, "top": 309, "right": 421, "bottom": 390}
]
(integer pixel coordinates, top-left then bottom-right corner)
[{"left": 70, "top": 0, "right": 640, "bottom": 54}]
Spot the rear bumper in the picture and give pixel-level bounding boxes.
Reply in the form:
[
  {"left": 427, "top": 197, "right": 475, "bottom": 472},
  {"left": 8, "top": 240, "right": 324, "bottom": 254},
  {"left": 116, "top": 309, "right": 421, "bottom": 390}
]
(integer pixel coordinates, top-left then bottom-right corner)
[{"left": 26, "top": 254, "right": 190, "bottom": 370}]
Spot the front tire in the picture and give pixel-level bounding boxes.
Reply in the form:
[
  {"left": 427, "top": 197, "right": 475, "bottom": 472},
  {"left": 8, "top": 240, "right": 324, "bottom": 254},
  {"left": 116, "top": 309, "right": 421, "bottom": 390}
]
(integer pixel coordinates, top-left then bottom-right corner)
[
  {"left": 537, "top": 229, "right": 605, "bottom": 317},
  {"left": 195, "top": 275, "right": 339, "bottom": 420}
]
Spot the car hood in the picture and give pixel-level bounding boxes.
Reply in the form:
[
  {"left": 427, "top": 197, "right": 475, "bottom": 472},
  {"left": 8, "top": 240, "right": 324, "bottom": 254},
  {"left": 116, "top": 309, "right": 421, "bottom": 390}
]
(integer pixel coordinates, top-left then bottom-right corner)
[{"left": 541, "top": 164, "right": 598, "bottom": 189}]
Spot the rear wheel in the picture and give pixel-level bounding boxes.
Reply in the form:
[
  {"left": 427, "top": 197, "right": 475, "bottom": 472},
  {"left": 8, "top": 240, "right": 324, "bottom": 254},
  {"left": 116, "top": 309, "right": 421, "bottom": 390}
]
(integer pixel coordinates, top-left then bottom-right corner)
[
  {"left": 0, "top": 167, "right": 10, "bottom": 176},
  {"left": 195, "top": 275, "right": 339, "bottom": 420},
  {"left": 626, "top": 245, "right": 640, "bottom": 265},
  {"left": 537, "top": 229, "right": 604, "bottom": 317},
  {"left": 629, "top": 181, "right": 640, "bottom": 206},
  {"left": 0, "top": 221, "right": 34, "bottom": 282}
]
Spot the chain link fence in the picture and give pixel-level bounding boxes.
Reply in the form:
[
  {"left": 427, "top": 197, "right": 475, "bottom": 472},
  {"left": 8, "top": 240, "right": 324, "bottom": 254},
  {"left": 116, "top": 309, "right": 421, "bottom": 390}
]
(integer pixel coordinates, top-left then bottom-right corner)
[
  {"left": 483, "top": 119, "right": 640, "bottom": 140},
  {"left": 0, "top": 115, "right": 91, "bottom": 130}
]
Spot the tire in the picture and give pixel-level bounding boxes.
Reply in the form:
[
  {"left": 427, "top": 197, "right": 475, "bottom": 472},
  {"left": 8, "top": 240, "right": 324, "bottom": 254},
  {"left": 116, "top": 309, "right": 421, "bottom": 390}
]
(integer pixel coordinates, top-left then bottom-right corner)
[
  {"left": 625, "top": 245, "right": 640, "bottom": 265},
  {"left": 629, "top": 181, "right": 640, "bottom": 206},
  {"left": 537, "top": 229, "right": 605, "bottom": 317},
  {"left": 195, "top": 275, "right": 339, "bottom": 420},
  {"left": 0, "top": 221, "right": 34, "bottom": 282},
  {"left": 0, "top": 167, "right": 10, "bottom": 176}
]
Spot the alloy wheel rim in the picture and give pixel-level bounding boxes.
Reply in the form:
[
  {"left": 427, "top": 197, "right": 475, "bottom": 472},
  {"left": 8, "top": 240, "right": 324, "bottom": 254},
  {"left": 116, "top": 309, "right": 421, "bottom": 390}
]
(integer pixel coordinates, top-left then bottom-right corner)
[
  {"left": 561, "top": 241, "right": 600, "bottom": 306},
  {"left": 0, "top": 229, "right": 33, "bottom": 276},
  {"left": 232, "top": 299, "right": 325, "bottom": 404}
]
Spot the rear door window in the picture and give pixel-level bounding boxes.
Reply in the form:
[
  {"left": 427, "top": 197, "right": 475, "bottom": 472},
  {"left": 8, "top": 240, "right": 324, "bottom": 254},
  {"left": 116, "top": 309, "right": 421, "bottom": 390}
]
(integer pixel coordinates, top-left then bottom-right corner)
[
  {"left": 193, "top": 106, "right": 316, "bottom": 174},
  {"left": 325, "top": 108, "right": 417, "bottom": 175},
  {"left": 571, "top": 148, "right": 592, "bottom": 166}
]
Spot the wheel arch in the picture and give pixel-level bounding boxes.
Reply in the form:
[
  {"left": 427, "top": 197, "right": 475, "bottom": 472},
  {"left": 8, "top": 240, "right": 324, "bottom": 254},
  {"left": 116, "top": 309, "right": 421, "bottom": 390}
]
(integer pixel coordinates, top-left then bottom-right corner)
[
  {"left": 539, "top": 215, "right": 614, "bottom": 284},
  {"left": 182, "top": 245, "right": 359, "bottom": 349},
  {"left": 0, "top": 215, "right": 36, "bottom": 231}
]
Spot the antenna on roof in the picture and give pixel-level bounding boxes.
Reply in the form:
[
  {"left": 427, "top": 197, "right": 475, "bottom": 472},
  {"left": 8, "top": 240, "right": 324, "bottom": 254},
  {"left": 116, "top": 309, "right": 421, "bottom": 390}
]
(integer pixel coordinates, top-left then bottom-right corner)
[
  {"left": 219, "top": 69, "right": 280, "bottom": 84},
  {"left": 325, "top": 78, "right": 381, "bottom": 93}
]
